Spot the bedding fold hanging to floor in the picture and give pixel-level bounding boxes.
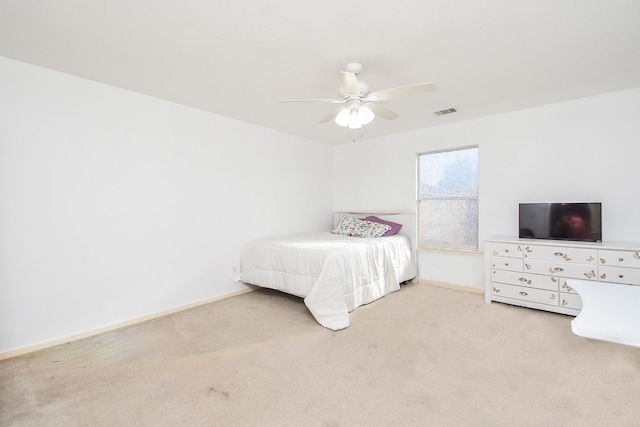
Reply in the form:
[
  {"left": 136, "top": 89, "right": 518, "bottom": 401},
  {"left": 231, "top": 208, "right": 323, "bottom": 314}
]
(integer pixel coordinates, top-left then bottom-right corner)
[{"left": 240, "top": 232, "right": 416, "bottom": 330}]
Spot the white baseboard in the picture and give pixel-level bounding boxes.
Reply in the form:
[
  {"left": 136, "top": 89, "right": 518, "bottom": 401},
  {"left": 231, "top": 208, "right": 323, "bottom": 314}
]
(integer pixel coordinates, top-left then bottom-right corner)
[
  {"left": 418, "top": 279, "right": 484, "bottom": 294},
  {"left": 0, "top": 287, "right": 257, "bottom": 361}
]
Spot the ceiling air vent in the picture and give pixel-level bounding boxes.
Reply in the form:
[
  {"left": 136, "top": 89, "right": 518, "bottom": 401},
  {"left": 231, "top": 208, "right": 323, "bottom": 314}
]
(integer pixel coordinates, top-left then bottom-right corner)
[{"left": 434, "top": 107, "right": 458, "bottom": 116}]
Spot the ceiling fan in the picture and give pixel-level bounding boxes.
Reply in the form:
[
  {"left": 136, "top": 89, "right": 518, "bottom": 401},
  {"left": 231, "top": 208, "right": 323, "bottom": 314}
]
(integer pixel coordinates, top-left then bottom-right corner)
[{"left": 279, "top": 62, "right": 435, "bottom": 129}]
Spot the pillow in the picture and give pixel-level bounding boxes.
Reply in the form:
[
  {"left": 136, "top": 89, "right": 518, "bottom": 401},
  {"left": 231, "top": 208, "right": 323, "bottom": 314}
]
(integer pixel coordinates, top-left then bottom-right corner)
[
  {"left": 362, "top": 216, "right": 403, "bottom": 236},
  {"left": 332, "top": 216, "right": 391, "bottom": 238}
]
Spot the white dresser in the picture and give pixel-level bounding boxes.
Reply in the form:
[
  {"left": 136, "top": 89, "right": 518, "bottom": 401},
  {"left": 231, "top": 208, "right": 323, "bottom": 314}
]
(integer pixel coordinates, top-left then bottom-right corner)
[{"left": 484, "top": 236, "right": 640, "bottom": 316}]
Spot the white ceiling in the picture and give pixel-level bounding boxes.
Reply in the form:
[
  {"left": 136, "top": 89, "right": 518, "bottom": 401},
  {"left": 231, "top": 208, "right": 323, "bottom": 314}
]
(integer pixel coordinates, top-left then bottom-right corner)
[{"left": 1, "top": 0, "right": 639, "bottom": 145}]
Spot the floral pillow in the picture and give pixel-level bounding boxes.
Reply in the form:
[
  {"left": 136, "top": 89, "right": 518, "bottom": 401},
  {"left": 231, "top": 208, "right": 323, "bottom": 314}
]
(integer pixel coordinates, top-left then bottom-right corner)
[
  {"left": 362, "top": 216, "right": 403, "bottom": 236},
  {"left": 331, "top": 216, "right": 392, "bottom": 238}
]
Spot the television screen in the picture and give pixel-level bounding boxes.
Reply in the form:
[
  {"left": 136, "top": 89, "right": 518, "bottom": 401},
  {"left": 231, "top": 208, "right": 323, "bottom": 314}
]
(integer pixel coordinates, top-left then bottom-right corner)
[{"left": 519, "top": 202, "right": 602, "bottom": 242}]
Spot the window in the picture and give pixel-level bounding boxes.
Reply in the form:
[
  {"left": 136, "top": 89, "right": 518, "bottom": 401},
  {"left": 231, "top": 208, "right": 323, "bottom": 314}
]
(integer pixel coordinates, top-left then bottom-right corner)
[{"left": 418, "top": 146, "right": 479, "bottom": 251}]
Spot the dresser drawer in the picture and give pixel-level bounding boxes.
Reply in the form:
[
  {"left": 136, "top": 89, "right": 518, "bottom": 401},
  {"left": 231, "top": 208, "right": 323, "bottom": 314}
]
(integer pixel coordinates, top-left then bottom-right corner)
[
  {"left": 523, "top": 244, "right": 598, "bottom": 264},
  {"left": 524, "top": 259, "right": 597, "bottom": 280},
  {"left": 491, "top": 282, "right": 559, "bottom": 307},
  {"left": 491, "top": 256, "right": 523, "bottom": 272},
  {"left": 560, "top": 292, "right": 583, "bottom": 310},
  {"left": 488, "top": 243, "right": 524, "bottom": 259},
  {"left": 492, "top": 269, "right": 558, "bottom": 291},
  {"left": 598, "top": 265, "right": 640, "bottom": 285},
  {"left": 599, "top": 249, "right": 640, "bottom": 268},
  {"left": 558, "top": 277, "right": 579, "bottom": 294}
]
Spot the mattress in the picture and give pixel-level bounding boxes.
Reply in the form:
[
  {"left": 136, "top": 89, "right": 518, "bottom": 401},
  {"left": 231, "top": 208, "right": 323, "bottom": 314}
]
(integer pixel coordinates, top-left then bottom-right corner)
[{"left": 240, "top": 232, "right": 416, "bottom": 330}]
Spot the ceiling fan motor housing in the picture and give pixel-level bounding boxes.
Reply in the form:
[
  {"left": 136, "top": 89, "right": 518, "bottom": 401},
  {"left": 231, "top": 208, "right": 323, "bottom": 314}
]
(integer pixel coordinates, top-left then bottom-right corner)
[{"left": 339, "top": 81, "right": 369, "bottom": 99}]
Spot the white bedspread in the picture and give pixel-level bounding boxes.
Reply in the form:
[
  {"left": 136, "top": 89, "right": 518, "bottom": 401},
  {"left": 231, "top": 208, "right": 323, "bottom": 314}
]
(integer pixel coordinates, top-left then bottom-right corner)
[{"left": 240, "top": 232, "right": 416, "bottom": 330}]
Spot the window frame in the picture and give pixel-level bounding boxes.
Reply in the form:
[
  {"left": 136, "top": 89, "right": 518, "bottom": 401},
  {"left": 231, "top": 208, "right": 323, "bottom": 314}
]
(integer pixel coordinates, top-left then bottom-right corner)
[{"left": 417, "top": 145, "right": 479, "bottom": 252}]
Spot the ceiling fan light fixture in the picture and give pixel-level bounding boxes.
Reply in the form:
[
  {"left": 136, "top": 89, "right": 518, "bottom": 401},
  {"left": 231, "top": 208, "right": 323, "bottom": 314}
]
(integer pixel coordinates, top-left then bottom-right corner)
[
  {"left": 335, "top": 104, "right": 375, "bottom": 129},
  {"left": 334, "top": 108, "right": 351, "bottom": 127},
  {"left": 348, "top": 108, "right": 362, "bottom": 129},
  {"left": 359, "top": 105, "right": 375, "bottom": 125}
]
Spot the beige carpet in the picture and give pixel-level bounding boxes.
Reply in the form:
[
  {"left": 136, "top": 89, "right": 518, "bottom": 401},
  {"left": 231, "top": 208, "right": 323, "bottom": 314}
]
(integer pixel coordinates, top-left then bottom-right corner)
[{"left": 1, "top": 283, "right": 639, "bottom": 426}]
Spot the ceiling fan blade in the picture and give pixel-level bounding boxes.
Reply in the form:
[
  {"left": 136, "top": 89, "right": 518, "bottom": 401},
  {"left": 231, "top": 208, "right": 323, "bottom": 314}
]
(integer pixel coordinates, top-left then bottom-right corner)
[
  {"left": 367, "top": 103, "right": 399, "bottom": 120},
  {"left": 319, "top": 106, "right": 345, "bottom": 123},
  {"left": 279, "top": 98, "right": 344, "bottom": 104},
  {"left": 339, "top": 71, "right": 360, "bottom": 96},
  {"left": 367, "top": 82, "right": 435, "bottom": 101}
]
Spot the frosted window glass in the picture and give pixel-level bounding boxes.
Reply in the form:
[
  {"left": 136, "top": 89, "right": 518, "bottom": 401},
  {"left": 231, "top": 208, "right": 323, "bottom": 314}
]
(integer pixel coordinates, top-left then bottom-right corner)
[
  {"left": 419, "top": 199, "right": 479, "bottom": 249},
  {"left": 419, "top": 148, "right": 478, "bottom": 198},
  {"left": 418, "top": 147, "right": 479, "bottom": 250}
]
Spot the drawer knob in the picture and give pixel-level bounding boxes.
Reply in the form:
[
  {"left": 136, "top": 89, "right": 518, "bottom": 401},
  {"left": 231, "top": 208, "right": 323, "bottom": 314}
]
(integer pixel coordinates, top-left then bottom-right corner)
[
  {"left": 619, "top": 257, "right": 624, "bottom": 262},
  {"left": 619, "top": 274, "right": 624, "bottom": 279},
  {"left": 554, "top": 252, "right": 564, "bottom": 257},
  {"left": 505, "top": 249, "right": 509, "bottom": 253},
  {"left": 519, "top": 291, "right": 528, "bottom": 296}
]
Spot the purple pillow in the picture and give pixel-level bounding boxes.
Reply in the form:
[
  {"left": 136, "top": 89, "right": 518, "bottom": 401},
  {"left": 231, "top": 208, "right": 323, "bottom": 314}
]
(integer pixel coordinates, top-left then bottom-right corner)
[{"left": 362, "top": 216, "right": 402, "bottom": 236}]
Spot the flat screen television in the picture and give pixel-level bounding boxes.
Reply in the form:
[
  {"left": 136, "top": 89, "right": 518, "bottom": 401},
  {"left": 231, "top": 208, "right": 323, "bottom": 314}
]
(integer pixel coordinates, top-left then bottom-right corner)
[{"left": 519, "top": 202, "right": 602, "bottom": 242}]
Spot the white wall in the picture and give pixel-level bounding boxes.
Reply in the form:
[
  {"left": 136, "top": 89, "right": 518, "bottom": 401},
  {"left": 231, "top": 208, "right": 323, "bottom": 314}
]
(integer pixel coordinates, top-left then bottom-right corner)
[
  {"left": 0, "top": 57, "right": 334, "bottom": 354},
  {"left": 3, "top": 55, "right": 639, "bottom": 355},
  {"left": 334, "top": 87, "right": 640, "bottom": 289}
]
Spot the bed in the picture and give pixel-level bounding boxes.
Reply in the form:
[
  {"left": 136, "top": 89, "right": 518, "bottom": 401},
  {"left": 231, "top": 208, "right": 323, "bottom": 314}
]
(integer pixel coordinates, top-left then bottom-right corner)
[{"left": 239, "top": 212, "right": 417, "bottom": 330}]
